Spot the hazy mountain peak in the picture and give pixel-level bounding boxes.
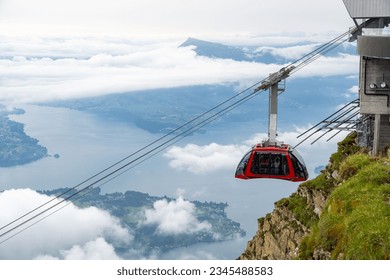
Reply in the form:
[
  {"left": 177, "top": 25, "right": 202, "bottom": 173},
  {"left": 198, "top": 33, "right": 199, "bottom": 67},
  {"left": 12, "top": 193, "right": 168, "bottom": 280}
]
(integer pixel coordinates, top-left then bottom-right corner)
[{"left": 179, "top": 37, "right": 249, "bottom": 61}]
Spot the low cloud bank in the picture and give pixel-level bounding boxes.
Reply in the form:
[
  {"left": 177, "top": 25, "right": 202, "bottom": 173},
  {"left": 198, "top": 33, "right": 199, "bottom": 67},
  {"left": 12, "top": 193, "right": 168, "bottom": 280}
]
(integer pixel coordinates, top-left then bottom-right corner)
[
  {"left": 141, "top": 196, "right": 211, "bottom": 235},
  {"left": 0, "top": 188, "right": 132, "bottom": 259},
  {"left": 0, "top": 36, "right": 358, "bottom": 103}
]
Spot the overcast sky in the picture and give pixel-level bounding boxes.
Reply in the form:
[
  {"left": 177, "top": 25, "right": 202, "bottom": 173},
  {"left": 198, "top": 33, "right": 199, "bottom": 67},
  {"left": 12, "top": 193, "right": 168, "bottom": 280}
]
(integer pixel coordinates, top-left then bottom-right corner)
[{"left": 0, "top": 0, "right": 353, "bottom": 37}]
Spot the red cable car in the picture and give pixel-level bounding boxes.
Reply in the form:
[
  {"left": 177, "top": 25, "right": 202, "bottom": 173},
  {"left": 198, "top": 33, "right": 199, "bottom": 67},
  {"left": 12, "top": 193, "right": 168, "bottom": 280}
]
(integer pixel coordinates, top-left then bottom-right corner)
[
  {"left": 235, "top": 142, "right": 308, "bottom": 182},
  {"left": 235, "top": 68, "right": 308, "bottom": 182}
]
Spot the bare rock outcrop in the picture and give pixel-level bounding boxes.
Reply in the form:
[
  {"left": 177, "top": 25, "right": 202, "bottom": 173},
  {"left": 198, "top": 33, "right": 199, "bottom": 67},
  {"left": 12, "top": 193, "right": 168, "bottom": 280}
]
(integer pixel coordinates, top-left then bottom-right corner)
[{"left": 238, "top": 184, "right": 329, "bottom": 260}]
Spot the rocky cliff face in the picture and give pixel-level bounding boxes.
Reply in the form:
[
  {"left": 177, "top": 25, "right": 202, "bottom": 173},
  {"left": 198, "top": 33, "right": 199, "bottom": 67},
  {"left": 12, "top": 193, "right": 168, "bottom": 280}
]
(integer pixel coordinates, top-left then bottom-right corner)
[{"left": 238, "top": 184, "right": 328, "bottom": 260}]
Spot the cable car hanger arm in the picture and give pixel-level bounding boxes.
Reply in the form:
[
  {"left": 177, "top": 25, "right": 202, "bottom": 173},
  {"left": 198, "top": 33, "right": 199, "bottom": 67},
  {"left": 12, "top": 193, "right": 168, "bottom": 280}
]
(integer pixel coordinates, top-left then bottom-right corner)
[{"left": 253, "top": 65, "right": 296, "bottom": 93}]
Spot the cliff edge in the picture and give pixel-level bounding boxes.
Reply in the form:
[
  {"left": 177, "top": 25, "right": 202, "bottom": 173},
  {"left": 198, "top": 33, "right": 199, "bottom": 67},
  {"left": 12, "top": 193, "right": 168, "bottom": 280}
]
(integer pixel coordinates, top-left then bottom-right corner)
[{"left": 239, "top": 133, "right": 390, "bottom": 260}]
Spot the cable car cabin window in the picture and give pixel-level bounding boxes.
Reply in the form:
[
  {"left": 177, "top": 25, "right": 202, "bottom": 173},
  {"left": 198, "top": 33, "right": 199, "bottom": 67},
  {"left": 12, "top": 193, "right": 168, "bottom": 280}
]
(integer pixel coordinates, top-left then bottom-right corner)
[
  {"left": 290, "top": 149, "right": 308, "bottom": 180},
  {"left": 291, "top": 149, "right": 306, "bottom": 167},
  {"left": 290, "top": 153, "right": 306, "bottom": 179},
  {"left": 235, "top": 150, "right": 251, "bottom": 177},
  {"left": 250, "top": 152, "right": 290, "bottom": 176}
]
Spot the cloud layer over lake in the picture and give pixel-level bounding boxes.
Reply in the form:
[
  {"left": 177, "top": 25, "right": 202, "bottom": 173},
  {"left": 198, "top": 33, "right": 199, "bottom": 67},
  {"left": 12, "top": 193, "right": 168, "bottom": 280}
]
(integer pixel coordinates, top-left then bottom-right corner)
[
  {"left": 0, "top": 188, "right": 132, "bottom": 259},
  {"left": 0, "top": 36, "right": 358, "bottom": 103}
]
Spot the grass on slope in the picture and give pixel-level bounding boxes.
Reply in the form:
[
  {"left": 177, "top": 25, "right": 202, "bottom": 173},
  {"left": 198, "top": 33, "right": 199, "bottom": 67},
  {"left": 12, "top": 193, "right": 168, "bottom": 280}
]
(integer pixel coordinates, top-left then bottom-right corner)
[{"left": 299, "top": 153, "right": 390, "bottom": 259}]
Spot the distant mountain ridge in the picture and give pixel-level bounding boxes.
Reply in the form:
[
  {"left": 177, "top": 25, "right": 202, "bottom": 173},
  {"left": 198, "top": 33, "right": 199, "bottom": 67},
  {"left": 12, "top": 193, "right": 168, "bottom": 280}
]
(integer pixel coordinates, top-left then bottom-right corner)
[
  {"left": 179, "top": 37, "right": 357, "bottom": 64},
  {"left": 179, "top": 37, "right": 281, "bottom": 64},
  {"left": 180, "top": 37, "right": 250, "bottom": 61}
]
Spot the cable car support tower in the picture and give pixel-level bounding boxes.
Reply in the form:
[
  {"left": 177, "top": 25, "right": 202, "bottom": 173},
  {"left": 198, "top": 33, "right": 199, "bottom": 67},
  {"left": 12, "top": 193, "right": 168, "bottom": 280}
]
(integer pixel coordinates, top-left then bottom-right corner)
[{"left": 254, "top": 66, "right": 295, "bottom": 146}]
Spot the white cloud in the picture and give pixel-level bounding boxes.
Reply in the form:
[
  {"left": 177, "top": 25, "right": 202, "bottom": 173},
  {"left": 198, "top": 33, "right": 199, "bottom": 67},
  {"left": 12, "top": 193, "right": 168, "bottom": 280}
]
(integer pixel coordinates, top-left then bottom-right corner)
[
  {"left": 348, "top": 85, "right": 359, "bottom": 94},
  {"left": 0, "top": 37, "right": 270, "bottom": 103},
  {"left": 291, "top": 53, "right": 359, "bottom": 78},
  {"left": 0, "top": 35, "right": 358, "bottom": 103},
  {"left": 164, "top": 143, "right": 249, "bottom": 174},
  {"left": 0, "top": 188, "right": 132, "bottom": 259},
  {"left": 255, "top": 43, "right": 320, "bottom": 60},
  {"left": 60, "top": 238, "right": 121, "bottom": 260},
  {"left": 141, "top": 196, "right": 211, "bottom": 235},
  {"left": 36, "top": 238, "right": 121, "bottom": 260}
]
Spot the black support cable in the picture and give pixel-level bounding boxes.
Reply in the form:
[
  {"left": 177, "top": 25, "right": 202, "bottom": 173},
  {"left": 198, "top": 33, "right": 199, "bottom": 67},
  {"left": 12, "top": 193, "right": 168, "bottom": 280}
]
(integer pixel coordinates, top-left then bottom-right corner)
[
  {"left": 293, "top": 99, "right": 360, "bottom": 149},
  {"left": 290, "top": 31, "right": 352, "bottom": 75},
  {"left": 296, "top": 99, "right": 359, "bottom": 138}
]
